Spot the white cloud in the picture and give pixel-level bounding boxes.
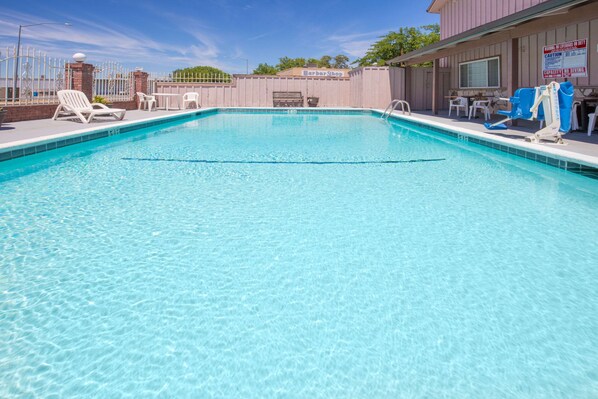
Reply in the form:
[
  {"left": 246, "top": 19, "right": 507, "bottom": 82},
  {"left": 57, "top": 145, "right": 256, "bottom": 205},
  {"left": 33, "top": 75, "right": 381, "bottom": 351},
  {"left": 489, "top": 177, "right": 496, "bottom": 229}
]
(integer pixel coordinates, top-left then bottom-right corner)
[
  {"left": 326, "top": 29, "right": 391, "bottom": 57},
  {"left": 0, "top": 9, "right": 245, "bottom": 72}
]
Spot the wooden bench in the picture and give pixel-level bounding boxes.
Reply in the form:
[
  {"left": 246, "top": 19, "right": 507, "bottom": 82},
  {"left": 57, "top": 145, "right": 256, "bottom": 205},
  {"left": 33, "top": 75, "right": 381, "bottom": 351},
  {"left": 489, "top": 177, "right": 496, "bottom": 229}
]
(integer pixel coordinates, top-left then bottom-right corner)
[{"left": 273, "top": 91, "right": 304, "bottom": 107}]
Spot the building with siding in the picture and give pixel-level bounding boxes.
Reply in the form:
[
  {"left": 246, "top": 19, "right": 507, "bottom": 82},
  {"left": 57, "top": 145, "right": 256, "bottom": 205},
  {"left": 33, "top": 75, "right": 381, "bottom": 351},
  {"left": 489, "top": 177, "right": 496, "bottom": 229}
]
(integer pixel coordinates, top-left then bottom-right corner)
[{"left": 391, "top": 0, "right": 597, "bottom": 118}]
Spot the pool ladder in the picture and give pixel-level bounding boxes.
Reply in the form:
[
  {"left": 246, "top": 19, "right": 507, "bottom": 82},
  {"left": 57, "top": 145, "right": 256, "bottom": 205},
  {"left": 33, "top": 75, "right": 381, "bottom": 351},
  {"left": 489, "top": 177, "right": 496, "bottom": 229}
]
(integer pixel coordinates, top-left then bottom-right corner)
[{"left": 381, "top": 100, "right": 411, "bottom": 119}]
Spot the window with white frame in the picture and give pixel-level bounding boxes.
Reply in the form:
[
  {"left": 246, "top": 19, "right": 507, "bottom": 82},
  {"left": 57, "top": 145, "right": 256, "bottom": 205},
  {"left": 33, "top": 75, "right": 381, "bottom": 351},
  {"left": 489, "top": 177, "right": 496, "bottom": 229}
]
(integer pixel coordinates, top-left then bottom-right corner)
[{"left": 459, "top": 57, "right": 500, "bottom": 88}]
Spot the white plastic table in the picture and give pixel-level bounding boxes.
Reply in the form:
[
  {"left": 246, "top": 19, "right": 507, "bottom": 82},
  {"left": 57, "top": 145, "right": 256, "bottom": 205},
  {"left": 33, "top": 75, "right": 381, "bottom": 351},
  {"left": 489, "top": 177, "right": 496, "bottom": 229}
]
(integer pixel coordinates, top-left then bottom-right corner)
[{"left": 152, "top": 93, "right": 180, "bottom": 111}]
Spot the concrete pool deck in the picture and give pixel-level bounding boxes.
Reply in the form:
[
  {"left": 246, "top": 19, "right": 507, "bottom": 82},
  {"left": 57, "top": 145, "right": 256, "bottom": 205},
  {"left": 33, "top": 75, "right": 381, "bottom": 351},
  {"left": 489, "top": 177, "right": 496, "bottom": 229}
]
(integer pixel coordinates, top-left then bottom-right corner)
[
  {"left": 0, "top": 109, "right": 200, "bottom": 147},
  {"left": 1, "top": 107, "right": 598, "bottom": 171},
  {"left": 406, "top": 111, "right": 598, "bottom": 159}
]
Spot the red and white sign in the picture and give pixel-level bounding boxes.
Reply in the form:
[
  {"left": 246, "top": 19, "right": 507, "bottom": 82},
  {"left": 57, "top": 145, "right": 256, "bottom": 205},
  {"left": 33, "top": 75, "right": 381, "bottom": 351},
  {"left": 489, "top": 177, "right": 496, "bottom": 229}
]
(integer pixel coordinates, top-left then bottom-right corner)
[{"left": 542, "top": 39, "right": 587, "bottom": 79}]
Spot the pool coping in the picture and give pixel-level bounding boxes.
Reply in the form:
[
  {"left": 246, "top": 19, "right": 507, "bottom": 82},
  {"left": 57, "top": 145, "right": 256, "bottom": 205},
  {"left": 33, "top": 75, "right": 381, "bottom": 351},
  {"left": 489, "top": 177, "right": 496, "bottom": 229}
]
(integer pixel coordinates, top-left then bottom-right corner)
[
  {"left": 0, "top": 108, "right": 217, "bottom": 162},
  {"left": 1, "top": 107, "right": 597, "bottom": 177}
]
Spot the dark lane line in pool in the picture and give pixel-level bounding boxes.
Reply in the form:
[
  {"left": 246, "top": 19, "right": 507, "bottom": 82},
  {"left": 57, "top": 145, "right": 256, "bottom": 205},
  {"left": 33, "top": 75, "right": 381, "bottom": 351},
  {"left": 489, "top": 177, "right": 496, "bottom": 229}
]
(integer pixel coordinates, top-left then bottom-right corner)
[{"left": 121, "top": 157, "right": 446, "bottom": 165}]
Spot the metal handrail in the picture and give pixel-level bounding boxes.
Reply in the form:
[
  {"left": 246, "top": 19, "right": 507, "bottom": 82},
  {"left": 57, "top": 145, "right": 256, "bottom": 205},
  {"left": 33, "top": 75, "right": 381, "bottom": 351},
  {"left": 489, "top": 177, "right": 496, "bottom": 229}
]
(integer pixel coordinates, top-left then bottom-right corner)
[{"left": 381, "top": 99, "right": 411, "bottom": 118}]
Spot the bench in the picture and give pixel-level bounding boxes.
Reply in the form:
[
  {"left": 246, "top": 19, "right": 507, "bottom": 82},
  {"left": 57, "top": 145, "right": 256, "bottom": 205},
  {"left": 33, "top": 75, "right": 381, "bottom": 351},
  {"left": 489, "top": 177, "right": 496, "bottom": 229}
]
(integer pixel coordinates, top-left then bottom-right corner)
[{"left": 273, "top": 91, "right": 304, "bottom": 107}]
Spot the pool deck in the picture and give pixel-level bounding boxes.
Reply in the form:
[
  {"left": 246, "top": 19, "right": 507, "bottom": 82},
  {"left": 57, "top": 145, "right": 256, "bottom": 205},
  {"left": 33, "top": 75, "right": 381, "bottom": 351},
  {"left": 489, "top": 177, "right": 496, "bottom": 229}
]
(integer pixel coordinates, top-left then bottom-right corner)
[
  {"left": 1, "top": 107, "right": 598, "bottom": 169},
  {"left": 0, "top": 109, "right": 199, "bottom": 147},
  {"left": 405, "top": 110, "right": 598, "bottom": 158}
]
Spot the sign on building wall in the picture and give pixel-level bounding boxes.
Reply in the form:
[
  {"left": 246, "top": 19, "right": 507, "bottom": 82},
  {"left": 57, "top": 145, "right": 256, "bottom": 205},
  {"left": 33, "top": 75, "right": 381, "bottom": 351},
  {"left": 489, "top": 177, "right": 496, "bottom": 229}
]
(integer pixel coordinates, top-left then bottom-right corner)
[
  {"left": 542, "top": 39, "right": 587, "bottom": 79},
  {"left": 301, "top": 70, "right": 344, "bottom": 78}
]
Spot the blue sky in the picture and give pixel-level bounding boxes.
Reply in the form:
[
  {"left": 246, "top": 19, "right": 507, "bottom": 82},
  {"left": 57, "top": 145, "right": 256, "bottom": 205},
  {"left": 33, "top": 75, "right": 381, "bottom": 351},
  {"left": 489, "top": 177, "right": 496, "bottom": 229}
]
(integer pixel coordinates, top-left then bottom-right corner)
[{"left": 0, "top": 0, "right": 438, "bottom": 73}]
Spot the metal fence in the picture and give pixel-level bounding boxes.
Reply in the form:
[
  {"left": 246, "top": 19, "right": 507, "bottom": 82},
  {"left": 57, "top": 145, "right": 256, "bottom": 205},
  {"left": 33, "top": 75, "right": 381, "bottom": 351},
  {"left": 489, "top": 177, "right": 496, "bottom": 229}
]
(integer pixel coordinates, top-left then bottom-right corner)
[
  {"left": 92, "top": 61, "right": 134, "bottom": 102},
  {"left": 0, "top": 46, "right": 70, "bottom": 106},
  {"left": 148, "top": 71, "right": 233, "bottom": 93}
]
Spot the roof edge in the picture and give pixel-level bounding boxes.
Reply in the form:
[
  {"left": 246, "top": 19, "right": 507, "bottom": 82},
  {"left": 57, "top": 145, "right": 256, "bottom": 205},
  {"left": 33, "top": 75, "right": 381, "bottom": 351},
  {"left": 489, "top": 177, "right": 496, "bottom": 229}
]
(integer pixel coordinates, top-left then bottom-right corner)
[{"left": 427, "top": 0, "right": 447, "bottom": 13}]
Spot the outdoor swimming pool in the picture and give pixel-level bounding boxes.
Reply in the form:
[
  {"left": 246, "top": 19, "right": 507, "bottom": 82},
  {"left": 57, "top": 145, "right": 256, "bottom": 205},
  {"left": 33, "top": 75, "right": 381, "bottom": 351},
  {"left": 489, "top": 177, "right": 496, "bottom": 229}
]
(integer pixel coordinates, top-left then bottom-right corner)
[{"left": 1, "top": 111, "right": 598, "bottom": 397}]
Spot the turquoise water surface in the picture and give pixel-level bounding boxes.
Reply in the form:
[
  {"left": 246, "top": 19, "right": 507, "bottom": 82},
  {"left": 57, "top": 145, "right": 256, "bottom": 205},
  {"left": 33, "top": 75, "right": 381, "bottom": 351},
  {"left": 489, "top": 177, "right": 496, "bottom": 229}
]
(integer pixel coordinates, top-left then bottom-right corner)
[{"left": 1, "top": 112, "right": 598, "bottom": 398}]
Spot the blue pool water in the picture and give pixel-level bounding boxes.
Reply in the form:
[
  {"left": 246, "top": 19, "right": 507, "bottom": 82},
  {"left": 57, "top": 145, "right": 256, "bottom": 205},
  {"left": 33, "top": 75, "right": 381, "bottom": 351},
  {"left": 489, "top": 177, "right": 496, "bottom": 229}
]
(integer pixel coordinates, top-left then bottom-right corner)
[{"left": 1, "top": 111, "right": 598, "bottom": 398}]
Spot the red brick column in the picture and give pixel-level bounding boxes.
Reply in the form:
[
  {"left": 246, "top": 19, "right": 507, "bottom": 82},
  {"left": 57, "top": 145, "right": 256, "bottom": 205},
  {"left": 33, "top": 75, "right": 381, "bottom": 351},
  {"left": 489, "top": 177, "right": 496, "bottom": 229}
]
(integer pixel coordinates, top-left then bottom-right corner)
[
  {"left": 133, "top": 71, "right": 149, "bottom": 108},
  {"left": 67, "top": 62, "right": 94, "bottom": 100}
]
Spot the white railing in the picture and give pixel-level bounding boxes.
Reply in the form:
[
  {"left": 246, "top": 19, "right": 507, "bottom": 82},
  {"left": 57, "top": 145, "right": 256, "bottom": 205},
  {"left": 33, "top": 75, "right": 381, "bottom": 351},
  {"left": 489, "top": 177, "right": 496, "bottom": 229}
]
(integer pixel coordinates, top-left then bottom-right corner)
[
  {"left": 93, "top": 61, "right": 134, "bottom": 102},
  {"left": 0, "top": 46, "right": 70, "bottom": 106}
]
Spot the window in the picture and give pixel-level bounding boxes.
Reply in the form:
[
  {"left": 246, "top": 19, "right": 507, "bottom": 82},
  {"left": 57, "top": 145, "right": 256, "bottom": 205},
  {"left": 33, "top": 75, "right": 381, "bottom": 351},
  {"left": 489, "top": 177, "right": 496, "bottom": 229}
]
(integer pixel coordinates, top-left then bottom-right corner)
[{"left": 459, "top": 57, "right": 500, "bottom": 88}]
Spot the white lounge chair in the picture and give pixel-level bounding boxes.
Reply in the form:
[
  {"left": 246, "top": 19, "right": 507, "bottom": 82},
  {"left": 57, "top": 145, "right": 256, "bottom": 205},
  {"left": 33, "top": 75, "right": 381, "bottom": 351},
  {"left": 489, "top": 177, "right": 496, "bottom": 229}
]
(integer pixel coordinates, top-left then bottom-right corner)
[
  {"left": 137, "top": 92, "right": 156, "bottom": 111},
  {"left": 52, "top": 90, "right": 126, "bottom": 123},
  {"left": 182, "top": 92, "right": 200, "bottom": 109},
  {"left": 448, "top": 96, "right": 467, "bottom": 117}
]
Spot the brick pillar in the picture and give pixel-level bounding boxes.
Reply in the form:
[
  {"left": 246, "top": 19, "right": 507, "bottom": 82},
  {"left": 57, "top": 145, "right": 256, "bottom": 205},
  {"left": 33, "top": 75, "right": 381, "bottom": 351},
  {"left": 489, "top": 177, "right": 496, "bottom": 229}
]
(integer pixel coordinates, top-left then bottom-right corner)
[
  {"left": 67, "top": 62, "right": 94, "bottom": 100},
  {"left": 133, "top": 71, "right": 149, "bottom": 108}
]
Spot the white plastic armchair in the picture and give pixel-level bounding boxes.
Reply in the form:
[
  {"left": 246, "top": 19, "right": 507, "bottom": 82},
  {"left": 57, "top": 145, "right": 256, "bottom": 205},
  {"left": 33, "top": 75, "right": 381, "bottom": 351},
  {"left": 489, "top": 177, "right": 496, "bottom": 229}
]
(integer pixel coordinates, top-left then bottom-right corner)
[
  {"left": 182, "top": 92, "right": 200, "bottom": 109},
  {"left": 448, "top": 96, "right": 468, "bottom": 117},
  {"left": 52, "top": 90, "right": 126, "bottom": 124},
  {"left": 469, "top": 100, "right": 491, "bottom": 121},
  {"left": 588, "top": 112, "right": 597, "bottom": 137},
  {"left": 137, "top": 92, "right": 156, "bottom": 111}
]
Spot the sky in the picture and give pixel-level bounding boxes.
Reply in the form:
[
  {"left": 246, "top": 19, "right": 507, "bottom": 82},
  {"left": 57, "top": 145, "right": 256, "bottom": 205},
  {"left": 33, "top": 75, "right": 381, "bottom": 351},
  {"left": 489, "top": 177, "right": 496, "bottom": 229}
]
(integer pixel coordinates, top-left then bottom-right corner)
[{"left": 0, "top": 0, "right": 438, "bottom": 74}]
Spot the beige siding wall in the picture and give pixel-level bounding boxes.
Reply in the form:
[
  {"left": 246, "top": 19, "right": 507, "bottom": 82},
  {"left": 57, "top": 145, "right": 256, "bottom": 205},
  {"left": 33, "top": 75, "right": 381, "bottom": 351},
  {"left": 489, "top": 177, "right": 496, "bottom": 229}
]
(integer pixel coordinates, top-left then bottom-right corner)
[
  {"left": 441, "top": 16, "right": 598, "bottom": 92},
  {"left": 157, "top": 76, "right": 352, "bottom": 108},
  {"left": 439, "top": 0, "right": 550, "bottom": 39},
  {"left": 349, "top": 67, "right": 406, "bottom": 109},
  {"left": 406, "top": 67, "right": 451, "bottom": 111},
  {"left": 349, "top": 68, "right": 364, "bottom": 107},
  {"left": 519, "top": 18, "right": 598, "bottom": 87},
  {"left": 155, "top": 68, "right": 406, "bottom": 109},
  {"left": 446, "top": 41, "right": 511, "bottom": 91}
]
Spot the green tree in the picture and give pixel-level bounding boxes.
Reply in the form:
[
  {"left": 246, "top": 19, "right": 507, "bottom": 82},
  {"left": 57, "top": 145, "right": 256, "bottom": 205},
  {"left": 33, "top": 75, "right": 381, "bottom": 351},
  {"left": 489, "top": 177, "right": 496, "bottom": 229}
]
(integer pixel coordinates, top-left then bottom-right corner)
[
  {"left": 251, "top": 54, "right": 354, "bottom": 74},
  {"left": 172, "top": 65, "right": 231, "bottom": 82},
  {"left": 332, "top": 55, "right": 349, "bottom": 69},
  {"left": 252, "top": 63, "right": 279, "bottom": 75},
  {"left": 354, "top": 24, "right": 440, "bottom": 67},
  {"left": 277, "top": 57, "right": 306, "bottom": 71},
  {"left": 319, "top": 55, "right": 332, "bottom": 68}
]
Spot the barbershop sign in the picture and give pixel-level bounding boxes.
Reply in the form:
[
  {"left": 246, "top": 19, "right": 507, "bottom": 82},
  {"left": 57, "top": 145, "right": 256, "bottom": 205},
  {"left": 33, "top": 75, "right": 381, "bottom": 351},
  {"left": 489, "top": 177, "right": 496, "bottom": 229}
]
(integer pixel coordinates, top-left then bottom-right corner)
[
  {"left": 301, "top": 70, "right": 344, "bottom": 77},
  {"left": 542, "top": 39, "right": 587, "bottom": 79}
]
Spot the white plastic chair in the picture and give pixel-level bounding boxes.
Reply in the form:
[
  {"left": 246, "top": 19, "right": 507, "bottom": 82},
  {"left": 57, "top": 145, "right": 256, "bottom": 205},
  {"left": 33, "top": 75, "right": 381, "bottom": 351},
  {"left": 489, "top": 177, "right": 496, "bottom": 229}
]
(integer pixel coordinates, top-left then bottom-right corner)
[
  {"left": 448, "top": 97, "right": 467, "bottom": 117},
  {"left": 182, "top": 92, "right": 200, "bottom": 109},
  {"left": 570, "top": 101, "right": 580, "bottom": 131},
  {"left": 469, "top": 100, "right": 491, "bottom": 121},
  {"left": 588, "top": 112, "right": 597, "bottom": 137},
  {"left": 52, "top": 90, "right": 126, "bottom": 124},
  {"left": 137, "top": 92, "right": 156, "bottom": 111}
]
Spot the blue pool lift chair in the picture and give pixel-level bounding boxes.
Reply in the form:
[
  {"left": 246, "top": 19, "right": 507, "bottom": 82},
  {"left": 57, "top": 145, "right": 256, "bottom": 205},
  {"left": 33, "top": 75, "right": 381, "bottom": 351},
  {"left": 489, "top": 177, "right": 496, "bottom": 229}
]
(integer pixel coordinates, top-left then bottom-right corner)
[
  {"left": 526, "top": 81, "right": 574, "bottom": 144},
  {"left": 484, "top": 87, "right": 543, "bottom": 130}
]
